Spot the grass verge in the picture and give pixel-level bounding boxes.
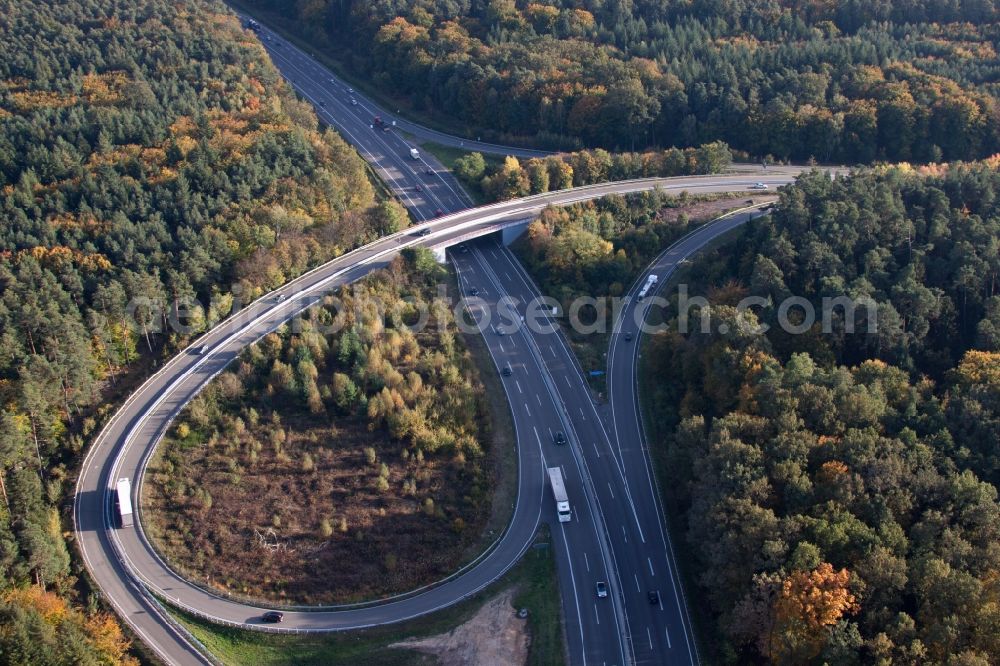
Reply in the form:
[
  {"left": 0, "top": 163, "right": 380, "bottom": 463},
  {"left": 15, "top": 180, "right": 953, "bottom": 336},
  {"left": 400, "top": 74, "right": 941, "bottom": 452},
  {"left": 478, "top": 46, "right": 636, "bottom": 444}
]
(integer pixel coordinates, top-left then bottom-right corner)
[
  {"left": 514, "top": 527, "right": 565, "bottom": 666},
  {"left": 419, "top": 142, "right": 504, "bottom": 173},
  {"left": 166, "top": 526, "right": 565, "bottom": 666},
  {"left": 417, "top": 142, "right": 504, "bottom": 205},
  {"left": 457, "top": 315, "right": 518, "bottom": 562}
]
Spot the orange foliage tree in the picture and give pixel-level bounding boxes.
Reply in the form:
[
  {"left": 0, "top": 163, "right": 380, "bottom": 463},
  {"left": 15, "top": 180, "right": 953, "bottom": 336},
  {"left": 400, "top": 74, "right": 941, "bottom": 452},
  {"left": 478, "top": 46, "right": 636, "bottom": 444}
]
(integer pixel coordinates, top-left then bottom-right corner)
[
  {"left": 769, "top": 563, "right": 859, "bottom": 662},
  {"left": 1, "top": 587, "right": 138, "bottom": 665}
]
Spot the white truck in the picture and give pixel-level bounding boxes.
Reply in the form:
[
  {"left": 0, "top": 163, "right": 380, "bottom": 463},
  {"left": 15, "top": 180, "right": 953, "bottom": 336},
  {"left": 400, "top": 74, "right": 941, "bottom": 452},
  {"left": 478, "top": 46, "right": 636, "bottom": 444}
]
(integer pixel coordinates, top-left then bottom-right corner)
[
  {"left": 409, "top": 147, "right": 420, "bottom": 160},
  {"left": 116, "top": 478, "right": 133, "bottom": 528},
  {"left": 637, "top": 274, "right": 659, "bottom": 300},
  {"left": 547, "top": 467, "right": 571, "bottom": 523}
]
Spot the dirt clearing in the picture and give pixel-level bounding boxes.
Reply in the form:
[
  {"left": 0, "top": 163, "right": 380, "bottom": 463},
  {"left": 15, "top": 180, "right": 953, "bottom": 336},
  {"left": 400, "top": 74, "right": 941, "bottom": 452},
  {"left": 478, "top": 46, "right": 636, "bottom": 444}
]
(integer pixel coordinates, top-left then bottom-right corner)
[
  {"left": 391, "top": 589, "right": 529, "bottom": 666},
  {"left": 657, "top": 193, "right": 778, "bottom": 224}
]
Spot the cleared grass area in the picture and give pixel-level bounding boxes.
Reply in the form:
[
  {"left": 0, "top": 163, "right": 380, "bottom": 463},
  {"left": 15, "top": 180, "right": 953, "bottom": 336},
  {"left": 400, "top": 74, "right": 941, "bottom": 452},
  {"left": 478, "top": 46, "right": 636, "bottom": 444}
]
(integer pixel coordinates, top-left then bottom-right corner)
[
  {"left": 417, "top": 142, "right": 504, "bottom": 205},
  {"left": 419, "top": 141, "right": 504, "bottom": 173},
  {"left": 167, "top": 526, "right": 564, "bottom": 666},
  {"left": 514, "top": 529, "right": 565, "bottom": 666}
]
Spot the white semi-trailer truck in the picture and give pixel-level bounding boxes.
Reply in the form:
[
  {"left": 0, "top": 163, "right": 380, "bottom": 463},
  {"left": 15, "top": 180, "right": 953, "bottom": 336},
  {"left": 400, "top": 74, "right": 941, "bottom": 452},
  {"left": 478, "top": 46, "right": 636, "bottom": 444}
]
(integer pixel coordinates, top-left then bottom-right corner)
[
  {"left": 547, "top": 467, "right": 571, "bottom": 523},
  {"left": 116, "top": 478, "right": 133, "bottom": 528},
  {"left": 637, "top": 274, "right": 659, "bottom": 300}
]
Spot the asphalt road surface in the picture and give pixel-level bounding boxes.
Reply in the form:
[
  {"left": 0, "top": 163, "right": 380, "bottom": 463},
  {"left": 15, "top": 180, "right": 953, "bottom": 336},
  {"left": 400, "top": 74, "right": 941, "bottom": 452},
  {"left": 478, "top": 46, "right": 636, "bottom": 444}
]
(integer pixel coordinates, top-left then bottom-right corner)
[
  {"left": 74, "top": 11, "right": 820, "bottom": 666},
  {"left": 252, "top": 19, "right": 474, "bottom": 219},
  {"left": 451, "top": 245, "right": 627, "bottom": 666},
  {"left": 244, "top": 16, "right": 551, "bottom": 160},
  {"left": 466, "top": 237, "right": 699, "bottom": 665},
  {"left": 605, "top": 206, "right": 773, "bottom": 654}
]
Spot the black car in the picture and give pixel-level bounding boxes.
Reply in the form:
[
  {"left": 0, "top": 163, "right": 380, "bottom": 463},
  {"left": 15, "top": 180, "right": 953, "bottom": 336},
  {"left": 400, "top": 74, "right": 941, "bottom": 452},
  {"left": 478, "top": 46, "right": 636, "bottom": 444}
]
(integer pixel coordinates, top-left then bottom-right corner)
[
  {"left": 624, "top": 331, "right": 633, "bottom": 341},
  {"left": 418, "top": 227, "right": 432, "bottom": 237},
  {"left": 648, "top": 590, "right": 660, "bottom": 605},
  {"left": 469, "top": 287, "right": 479, "bottom": 297},
  {"left": 502, "top": 366, "right": 512, "bottom": 377},
  {"left": 262, "top": 611, "right": 284, "bottom": 623},
  {"left": 554, "top": 431, "right": 566, "bottom": 445}
]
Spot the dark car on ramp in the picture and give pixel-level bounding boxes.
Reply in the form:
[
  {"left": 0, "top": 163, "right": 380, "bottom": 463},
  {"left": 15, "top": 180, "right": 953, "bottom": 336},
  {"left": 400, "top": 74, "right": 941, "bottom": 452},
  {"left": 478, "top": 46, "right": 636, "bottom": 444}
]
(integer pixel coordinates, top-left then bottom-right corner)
[{"left": 261, "top": 611, "right": 284, "bottom": 623}]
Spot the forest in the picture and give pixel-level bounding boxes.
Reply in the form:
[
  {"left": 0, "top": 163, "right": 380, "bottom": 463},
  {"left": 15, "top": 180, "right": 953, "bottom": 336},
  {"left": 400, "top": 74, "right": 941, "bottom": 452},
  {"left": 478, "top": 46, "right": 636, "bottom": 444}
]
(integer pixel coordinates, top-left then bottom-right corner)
[
  {"left": 505, "top": 162, "right": 1000, "bottom": 662},
  {"left": 642, "top": 164, "right": 1000, "bottom": 662},
  {"left": 454, "top": 141, "right": 732, "bottom": 201},
  {"left": 143, "top": 251, "right": 501, "bottom": 604},
  {"left": 244, "top": 0, "right": 1000, "bottom": 163},
  {"left": 510, "top": 189, "right": 751, "bottom": 378},
  {"left": 0, "top": 0, "right": 383, "bottom": 658}
]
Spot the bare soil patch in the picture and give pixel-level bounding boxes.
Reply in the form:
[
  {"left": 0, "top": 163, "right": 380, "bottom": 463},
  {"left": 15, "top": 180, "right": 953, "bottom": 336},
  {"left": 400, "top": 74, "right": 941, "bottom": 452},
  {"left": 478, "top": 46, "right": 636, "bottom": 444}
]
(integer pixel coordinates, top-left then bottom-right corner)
[{"left": 391, "top": 589, "right": 528, "bottom": 666}]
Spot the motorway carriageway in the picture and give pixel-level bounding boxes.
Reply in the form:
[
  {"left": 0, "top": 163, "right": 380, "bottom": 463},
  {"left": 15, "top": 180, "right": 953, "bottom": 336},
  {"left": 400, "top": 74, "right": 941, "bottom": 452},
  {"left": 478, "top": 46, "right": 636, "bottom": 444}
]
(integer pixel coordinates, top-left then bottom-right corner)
[{"left": 74, "top": 9, "right": 818, "bottom": 666}]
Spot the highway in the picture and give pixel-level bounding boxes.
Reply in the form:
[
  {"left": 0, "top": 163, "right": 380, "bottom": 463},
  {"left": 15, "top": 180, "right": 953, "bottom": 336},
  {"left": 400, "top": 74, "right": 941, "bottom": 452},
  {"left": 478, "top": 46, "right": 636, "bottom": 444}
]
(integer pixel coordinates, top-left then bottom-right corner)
[
  {"left": 460, "top": 235, "right": 706, "bottom": 664},
  {"left": 73, "top": 174, "right": 800, "bottom": 664},
  {"left": 73, "top": 10, "right": 814, "bottom": 666},
  {"left": 244, "top": 17, "right": 551, "bottom": 160},
  {"left": 252, "top": 19, "right": 474, "bottom": 220},
  {"left": 451, "top": 246, "right": 626, "bottom": 665},
  {"left": 605, "top": 207, "right": 772, "bottom": 653}
]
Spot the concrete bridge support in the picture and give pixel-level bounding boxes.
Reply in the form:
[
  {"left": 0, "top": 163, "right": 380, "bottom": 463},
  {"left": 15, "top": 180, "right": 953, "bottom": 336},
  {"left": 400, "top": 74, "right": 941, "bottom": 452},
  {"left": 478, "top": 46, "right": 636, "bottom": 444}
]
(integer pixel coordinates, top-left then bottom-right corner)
[
  {"left": 501, "top": 218, "right": 531, "bottom": 246},
  {"left": 429, "top": 217, "right": 535, "bottom": 263}
]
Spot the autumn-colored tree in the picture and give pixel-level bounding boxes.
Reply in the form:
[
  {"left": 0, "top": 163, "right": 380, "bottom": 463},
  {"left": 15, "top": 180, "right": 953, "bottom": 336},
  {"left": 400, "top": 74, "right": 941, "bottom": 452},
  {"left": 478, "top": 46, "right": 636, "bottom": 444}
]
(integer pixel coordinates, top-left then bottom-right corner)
[
  {"left": 956, "top": 350, "right": 1000, "bottom": 389},
  {"left": 769, "top": 564, "right": 858, "bottom": 661},
  {"left": 0, "top": 587, "right": 138, "bottom": 665}
]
